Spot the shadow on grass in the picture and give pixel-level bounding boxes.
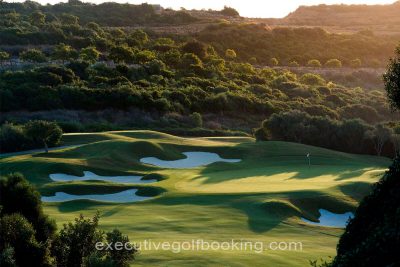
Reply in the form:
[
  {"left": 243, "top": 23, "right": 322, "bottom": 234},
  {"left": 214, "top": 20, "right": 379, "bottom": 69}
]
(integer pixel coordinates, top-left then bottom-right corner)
[
  {"left": 56, "top": 200, "right": 115, "bottom": 213},
  {"left": 338, "top": 182, "right": 374, "bottom": 202},
  {"left": 148, "top": 190, "right": 356, "bottom": 233},
  {"left": 194, "top": 160, "right": 383, "bottom": 185}
]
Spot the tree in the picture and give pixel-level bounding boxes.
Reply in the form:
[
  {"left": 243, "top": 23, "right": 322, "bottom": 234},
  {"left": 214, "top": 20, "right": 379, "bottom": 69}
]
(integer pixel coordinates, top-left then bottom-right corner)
[
  {"left": 254, "top": 127, "right": 268, "bottom": 141},
  {"left": 225, "top": 49, "right": 237, "bottom": 60},
  {"left": 162, "top": 49, "right": 181, "bottom": 67},
  {"left": 182, "top": 40, "right": 208, "bottom": 59},
  {"left": 20, "top": 49, "right": 47, "bottom": 63},
  {"left": 127, "top": 29, "right": 149, "bottom": 47},
  {"left": 52, "top": 44, "right": 78, "bottom": 63},
  {"left": 0, "top": 247, "right": 16, "bottom": 267},
  {"left": 181, "top": 53, "right": 203, "bottom": 69},
  {"left": 52, "top": 214, "right": 104, "bottom": 267},
  {"left": 366, "top": 124, "right": 393, "bottom": 156},
  {"left": 0, "top": 174, "right": 54, "bottom": 266},
  {"left": 339, "top": 104, "right": 380, "bottom": 124},
  {"left": 331, "top": 157, "right": 400, "bottom": 266},
  {"left": 52, "top": 214, "right": 137, "bottom": 267},
  {"left": 60, "top": 13, "right": 79, "bottom": 25},
  {"left": 383, "top": 45, "right": 400, "bottom": 110},
  {"left": 307, "top": 59, "right": 322, "bottom": 68},
  {"left": 0, "top": 51, "right": 10, "bottom": 66},
  {"left": 249, "top": 57, "right": 257, "bottom": 64},
  {"left": 105, "top": 229, "right": 137, "bottom": 267},
  {"left": 269, "top": 58, "right": 279, "bottom": 66},
  {"left": 190, "top": 112, "right": 203, "bottom": 128},
  {"left": 134, "top": 50, "right": 156, "bottom": 64},
  {"left": 325, "top": 59, "right": 342, "bottom": 68},
  {"left": 0, "top": 214, "right": 52, "bottom": 267},
  {"left": 391, "top": 134, "right": 400, "bottom": 155},
  {"left": 300, "top": 73, "right": 326, "bottom": 86},
  {"left": 0, "top": 123, "right": 31, "bottom": 153},
  {"left": 29, "top": 11, "right": 46, "bottom": 26},
  {"left": 1, "top": 173, "right": 135, "bottom": 266},
  {"left": 80, "top": 46, "right": 100, "bottom": 63},
  {"left": 24, "top": 120, "right": 63, "bottom": 153},
  {"left": 350, "top": 58, "right": 362, "bottom": 68},
  {"left": 0, "top": 173, "right": 56, "bottom": 242},
  {"left": 109, "top": 46, "right": 134, "bottom": 63},
  {"left": 220, "top": 6, "right": 240, "bottom": 16}
]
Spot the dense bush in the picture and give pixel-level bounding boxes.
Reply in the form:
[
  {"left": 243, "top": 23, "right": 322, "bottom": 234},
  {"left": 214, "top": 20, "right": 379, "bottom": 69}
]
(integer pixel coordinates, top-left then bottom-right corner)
[
  {"left": 197, "top": 24, "right": 397, "bottom": 66},
  {"left": 0, "top": 121, "right": 62, "bottom": 153},
  {"left": 324, "top": 59, "right": 342, "bottom": 68},
  {"left": 0, "top": 173, "right": 56, "bottom": 266},
  {"left": 384, "top": 45, "right": 400, "bottom": 110},
  {"left": 0, "top": 173, "right": 137, "bottom": 266},
  {"left": 0, "top": 3, "right": 398, "bottom": 139},
  {"left": 331, "top": 156, "right": 400, "bottom": 266},
  {"left": 259, "top": 110, "right": 395, "bottom": 156}
]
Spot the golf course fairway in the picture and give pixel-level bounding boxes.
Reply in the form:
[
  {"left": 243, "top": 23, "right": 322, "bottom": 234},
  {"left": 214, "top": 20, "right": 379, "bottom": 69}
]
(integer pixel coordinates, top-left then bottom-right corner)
[{"left": 0, "top": 130, "right": 391, "bottom": 266}]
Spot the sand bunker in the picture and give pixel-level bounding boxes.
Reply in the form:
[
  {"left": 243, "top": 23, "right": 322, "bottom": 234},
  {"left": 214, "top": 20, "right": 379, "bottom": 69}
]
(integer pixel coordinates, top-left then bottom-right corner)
[
  {"left": 301, "top": 209, "right": 354, "bottom": 228},
  {"left": 41, "top": 189, "right": 151, "bottom": 203},
  {"left": 140, "top": 152, "right": 241, "bottom": 168},
  {"left": 50, "top": 171, "right": 156, "bottom": 184}
]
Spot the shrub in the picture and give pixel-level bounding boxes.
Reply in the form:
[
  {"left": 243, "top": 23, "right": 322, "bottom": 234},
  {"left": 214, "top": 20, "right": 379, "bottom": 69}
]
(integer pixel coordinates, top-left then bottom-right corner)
[
  {"left": 260, "top": 110, "right": 380, "bottom": 155},
  {"left": 220, "top": 6, "right": 240, "bottom": 16},
  {"left": 0, "top": 214, "right": 51, "bottom": 266},
  {"left": 225, "top": 49, "right": 237, "bottom": 60},
  {"left": 325, "top": 59, "right": 342, "bottom": 68},
  {"left": 0, "top": 123, "right": 30, "bottom": 153},
  {"left": 307, "top": 59, "right": 322, "bottom": 68},
  {"left": 24, "top": 120, "right": 63, "bottom": 152},
  {"left": 339, "top": 104, "right": 380, "bottom": 123},
  {"left": 0, "top": 173, "right": 56, "bottom": 242},
  {"left": 350, "top": 58, "right": 362, "bottom": 68},
  {"left": 190, "top": 112, "right": 203, "bottom": 128},
  {"left": 254, "top": 127, "right": 268, "bottom": 141},
  {"left": 20, "top": 49, "right": 47, "bottom": 63},
  {"left": 300, "top": 73, "right": 326, "bottom": 86},
  {"left": 269, "top": 58, "right": 279, "bottom": 66},
  {"left": 383, "top": 45, "right": 400, "bottom": 110}
]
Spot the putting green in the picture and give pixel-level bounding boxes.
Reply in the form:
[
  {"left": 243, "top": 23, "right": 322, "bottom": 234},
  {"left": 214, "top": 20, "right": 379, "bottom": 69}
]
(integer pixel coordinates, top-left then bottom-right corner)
[{"left": 0, "top": 130, "right": 390, "bottom": 266}]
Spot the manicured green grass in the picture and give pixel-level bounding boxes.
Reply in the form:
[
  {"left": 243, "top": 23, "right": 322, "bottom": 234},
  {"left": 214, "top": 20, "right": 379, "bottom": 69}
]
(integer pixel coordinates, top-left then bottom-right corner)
[{"left": 0, "top": 130, "right": 391, "bottom": 266}]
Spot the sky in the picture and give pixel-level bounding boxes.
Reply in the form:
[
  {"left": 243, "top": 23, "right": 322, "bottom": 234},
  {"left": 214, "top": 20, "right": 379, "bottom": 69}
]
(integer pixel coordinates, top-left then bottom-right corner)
[{"left": 9, "top": 0, "right": 396, "bottom": 17}]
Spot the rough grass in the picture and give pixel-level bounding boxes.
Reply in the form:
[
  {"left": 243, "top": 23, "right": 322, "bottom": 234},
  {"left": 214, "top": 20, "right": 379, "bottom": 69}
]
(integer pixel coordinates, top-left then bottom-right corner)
[{"left": 0, "top": 130, "right": 391, "bottom": 266}]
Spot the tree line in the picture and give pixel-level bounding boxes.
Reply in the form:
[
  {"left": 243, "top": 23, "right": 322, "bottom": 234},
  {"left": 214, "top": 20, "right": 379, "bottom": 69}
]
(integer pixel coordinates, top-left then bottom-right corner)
[
  {"left": 256, "top": 110, "right": 398, "bottom": 157},
  {"left": 196, "top": 23, "right": 398, "bottom": 67}
]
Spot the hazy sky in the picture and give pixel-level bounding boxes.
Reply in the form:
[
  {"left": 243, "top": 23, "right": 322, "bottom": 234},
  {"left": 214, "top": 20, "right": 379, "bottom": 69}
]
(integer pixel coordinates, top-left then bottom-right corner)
[{"left": 9, "top": 0, "right": 396, "bottom": 17}]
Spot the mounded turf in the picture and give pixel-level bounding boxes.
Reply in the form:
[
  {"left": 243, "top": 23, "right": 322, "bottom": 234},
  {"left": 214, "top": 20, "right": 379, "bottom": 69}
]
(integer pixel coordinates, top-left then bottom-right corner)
[{"left": 0, "top": 130, "right": 391, "bottom": 266}]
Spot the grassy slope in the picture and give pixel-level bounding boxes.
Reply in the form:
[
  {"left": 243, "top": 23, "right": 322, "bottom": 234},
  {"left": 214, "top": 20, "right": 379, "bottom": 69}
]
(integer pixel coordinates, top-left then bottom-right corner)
[{"left": 0, "top": 130, "right": 391, "bottom": 266}]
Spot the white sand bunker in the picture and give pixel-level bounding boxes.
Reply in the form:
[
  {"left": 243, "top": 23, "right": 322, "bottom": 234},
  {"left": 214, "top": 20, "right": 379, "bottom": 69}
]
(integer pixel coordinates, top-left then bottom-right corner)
[
  {"left": 50, "top": 171, "right": 156, "bottom": 184},
  {"left": 140, "top": 152, "right": 241, "bottom": 168},
  {"left": 301, "top": 209, "right": 354, "bottom": 228},
  {"left": 41, "top": 189, "right": 151, "bottom": 203}
]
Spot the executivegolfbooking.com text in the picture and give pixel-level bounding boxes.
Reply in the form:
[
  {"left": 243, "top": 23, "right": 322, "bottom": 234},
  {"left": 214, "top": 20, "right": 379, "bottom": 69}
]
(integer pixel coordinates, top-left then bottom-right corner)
[{"left": 95, "top": 239, "right": 303, "bottom": 254}]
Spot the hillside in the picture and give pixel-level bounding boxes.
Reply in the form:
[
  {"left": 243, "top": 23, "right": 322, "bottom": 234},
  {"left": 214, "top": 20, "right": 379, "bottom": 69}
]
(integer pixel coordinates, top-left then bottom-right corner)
[{"left": 278, "top": 1, "right": 400, "bottom": 34}]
